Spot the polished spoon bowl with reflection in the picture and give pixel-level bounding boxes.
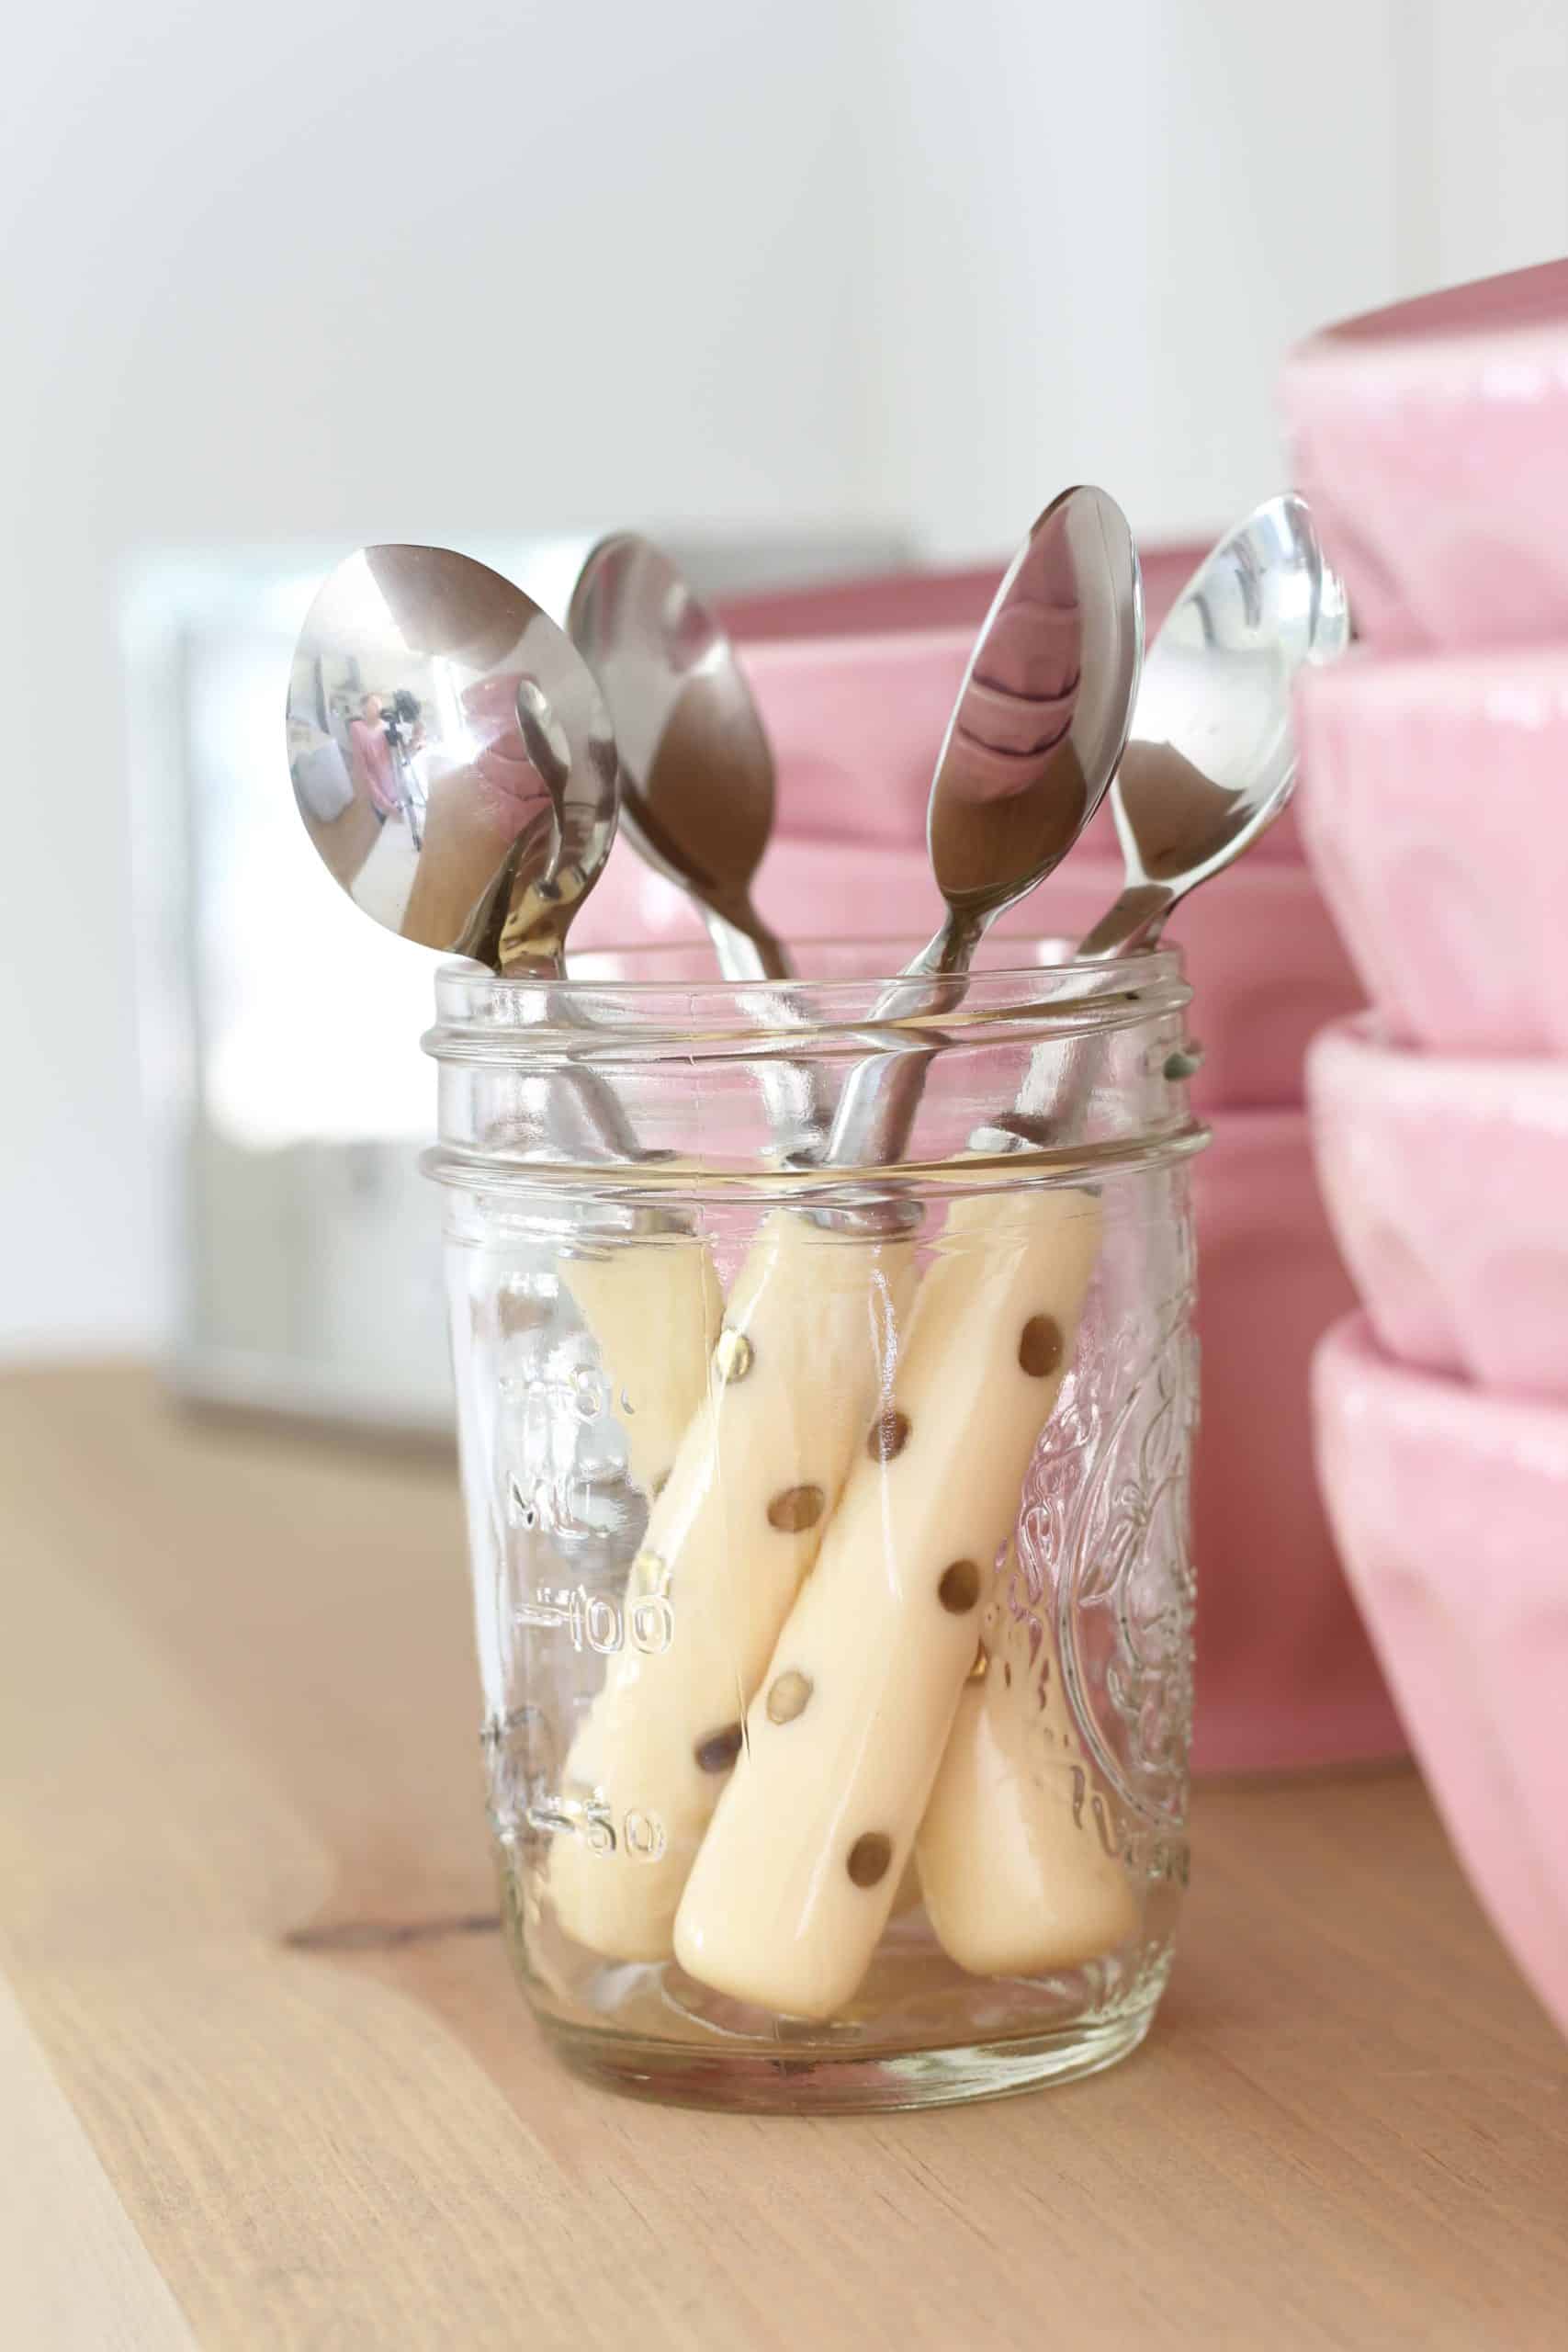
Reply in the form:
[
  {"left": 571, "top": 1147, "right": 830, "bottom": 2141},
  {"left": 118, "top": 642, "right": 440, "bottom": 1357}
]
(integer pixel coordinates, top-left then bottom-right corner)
[
  {"left": 567, "top": 529, "right": 841, "bottom": 1158},
  {"left": 1077, "top": 489, "right": 1351, "bottom": 959},
  {"left": 824, "top": 481, "right": 1144, "bottom": 1176},
  {"left": 566, "top": 531, "right": 788, "bottom": 981},
  {"left": 288, "top": 542, "right": 619, "bottom": 974},
  {"left": 287, "top": 541, "right": 650, "bottom": 1162}
]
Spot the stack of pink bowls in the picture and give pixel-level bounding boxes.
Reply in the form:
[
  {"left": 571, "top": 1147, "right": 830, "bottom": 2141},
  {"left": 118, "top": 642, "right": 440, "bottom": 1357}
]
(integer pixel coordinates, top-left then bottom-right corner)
[
  {"left": 577, "top": 543, "right": 1399, "bottom": 1776},
  {"left": 1283, "top": 259, "right": 1568, "bottom": 2035}
]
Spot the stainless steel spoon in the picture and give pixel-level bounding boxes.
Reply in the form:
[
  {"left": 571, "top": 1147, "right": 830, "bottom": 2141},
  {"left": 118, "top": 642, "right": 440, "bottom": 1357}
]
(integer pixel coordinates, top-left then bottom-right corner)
[
  {"left": 976, "top": 492, "right": 1349, "bottom": 1153},
  {"left": 824, "top": 484, "right": 1144, "bottom": 1172},
  {"left": 568, "top": 529, "right": 839, "bottom": 1155},
  {"left": 566, "top": 532, "right": 787, "bottom": 980},
  {"left": 1075, "top": 491, "right": 1350, "bottom": 959},
  {"left": 288, "top": 542, "right": 645, "bottom": 1160},
  {"left": 288, "top": 542, "right": 618, "bottom": 974}
]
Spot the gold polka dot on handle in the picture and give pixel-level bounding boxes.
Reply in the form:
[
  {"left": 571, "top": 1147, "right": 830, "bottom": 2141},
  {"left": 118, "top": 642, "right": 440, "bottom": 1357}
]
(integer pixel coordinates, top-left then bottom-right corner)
[
  {"left": 867, "top": 1408, "right": 911, "bottom": 1463},
  {"left": 937, "top": 1558, "right": 981, "bottom": 1613},
  {"left": 714, "top": 1328, "right": 754, "bottom": 1384},
  {"left": 846, "top": 1831, "right": 893, "bottom": 1888},
  {"left": 694, "top": 1721, "right": 743, "bottom": 1773},
  {"left": 767, "top": 1484, "right": 825, "bottom": 1533},
  {"left": 766, "top": 1669, "right": 813, "bottom": 1724},
  {"left": 1018, "top": 1315, "right": 1064, "bottom": 1378},
  {"left": 630, "top": 1548, "right": 669, "bottom": 1595}
]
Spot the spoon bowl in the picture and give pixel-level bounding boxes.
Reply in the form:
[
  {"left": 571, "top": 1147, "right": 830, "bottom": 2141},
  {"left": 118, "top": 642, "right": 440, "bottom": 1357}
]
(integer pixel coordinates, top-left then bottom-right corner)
[
  {"left": 824, "top": 486, "right": 1142, "bottom": 1172},
  {"left": 923, "top": 484, "right": 1144, "bottom": 973},
  {"left": 570, "top": 530, "right": 843, "bottom": 1158},
  {"left": 287, "top": 544, "right": 618, "bottom": 974},
  {"left": 1077, "top": 492, "right": 1349, "bottom": 958},
  {"left": 567, "top": 532, "right": 785, "bottom": 978}
]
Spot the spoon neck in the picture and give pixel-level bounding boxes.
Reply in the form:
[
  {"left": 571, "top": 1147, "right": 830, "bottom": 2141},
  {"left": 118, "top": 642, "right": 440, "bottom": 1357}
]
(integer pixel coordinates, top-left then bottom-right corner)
[
  {"left": 497, "top": 945, "right": 565, "bottom": 979},
  {"left": 1076, "top": 882, "right": 1174, "bottom": 961},
  {"left": 707, "top": 898, "right": 792, "bottom": 984},
  {"left": 911, "top": 910, "right": 985, "bottom": 982}
]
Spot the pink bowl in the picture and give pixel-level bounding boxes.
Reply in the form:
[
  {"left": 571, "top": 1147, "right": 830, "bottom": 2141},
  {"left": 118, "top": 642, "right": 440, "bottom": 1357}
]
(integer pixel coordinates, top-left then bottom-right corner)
[
  {"left": 1192, "top": 1117, "right": 1398, "bottom": 1774},
  {"left": 1294, "top": 645, "right": 1568, "bottom": 1055},
  {"left": 1315, "top": 1315, "right": 1568, "bottom": 2038},
  {"left": 1280, "top": 258, "right": 1568, "bottom": 650},
  {"left": 577, "top": 839, "right": 1361, "bottom": 1111},
  {"left": 1309, "top": 1017, "right": 1568, "bottom": 1404}
]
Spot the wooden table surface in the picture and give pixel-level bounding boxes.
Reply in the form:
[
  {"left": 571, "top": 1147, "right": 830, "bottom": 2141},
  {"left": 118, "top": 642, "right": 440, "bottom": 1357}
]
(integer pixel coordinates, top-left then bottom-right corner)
[{"left": 3, "top": 1365, "right": 1564, "bottom": 2351}]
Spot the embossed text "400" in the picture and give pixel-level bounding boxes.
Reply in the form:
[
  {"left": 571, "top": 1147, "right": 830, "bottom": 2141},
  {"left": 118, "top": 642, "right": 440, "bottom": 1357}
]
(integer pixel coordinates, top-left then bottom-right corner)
[{"left": 515, "top": 1583, "right": 674, "bottom": 1656}]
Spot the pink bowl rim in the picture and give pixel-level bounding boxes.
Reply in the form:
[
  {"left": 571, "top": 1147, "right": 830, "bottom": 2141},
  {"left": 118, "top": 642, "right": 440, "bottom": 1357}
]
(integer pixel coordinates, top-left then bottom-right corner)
[
  {"left": 1311, "top": 1012, "right": 1568, "bottom": 1103},
  {"left": 1299, "top": 639, "right": 1568, "bottom": 704},
  {"left": 1320, "top": 1310, "right": 1568, "bottom": 1454},
  {"left": 1284, "top": 257, "right": 1568, "bottom": 381}
]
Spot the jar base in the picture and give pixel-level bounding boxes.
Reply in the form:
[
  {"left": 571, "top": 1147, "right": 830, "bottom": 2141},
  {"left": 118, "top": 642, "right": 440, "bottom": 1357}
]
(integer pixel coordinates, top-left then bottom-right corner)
[{"left": 539, "top": 2000, "right": 1158, "bottom": 2115}]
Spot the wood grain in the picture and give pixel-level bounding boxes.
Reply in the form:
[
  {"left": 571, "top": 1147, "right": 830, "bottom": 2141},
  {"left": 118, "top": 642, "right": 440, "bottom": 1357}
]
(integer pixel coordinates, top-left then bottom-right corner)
[
  {"left": 0, "top": 1975, "right": 199, "bottom": 2352},
  {"left": 2, "top": 1365, "right": 1564, "bottom": 2351}
]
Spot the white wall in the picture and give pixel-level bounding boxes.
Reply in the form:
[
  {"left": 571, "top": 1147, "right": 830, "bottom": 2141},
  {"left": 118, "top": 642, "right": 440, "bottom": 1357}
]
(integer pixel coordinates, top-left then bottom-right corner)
[
  {"left": 5, "top": 0, "right": 1568, "bottom": 1354},
  {"left": 863, "top": 0, "right": 1568, "bottom": 555},
  {"left": 0, "top": 0, "right": 875, "bottom": 1355},
  {"left": 1422, "top": 1, "right": 1568, "bottom": 285}
]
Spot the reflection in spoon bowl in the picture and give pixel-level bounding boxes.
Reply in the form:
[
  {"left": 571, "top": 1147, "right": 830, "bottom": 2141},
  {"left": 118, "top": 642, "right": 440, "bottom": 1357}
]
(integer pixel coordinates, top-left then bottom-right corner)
[
  {"left": 288, "top": 543, "right": 618, "bottom": 972},
  {"left": 567, "top": 532, "right": 785, "bottom": 976},
  {"left": 568, "top": 528, "right": 840, "bottom": 1159},
  {"left": 824, "top": 484, "right": 1142, "bottom": 1180},
  {"left": 954, "top": 673, "right": 1080, "bottom": 766},
  {"left": 1077, "top": 492, "right": 1350, "bottom": 958},
  {"left": 1114, "top": 738, "right": 1250, "bottom": 883},
  {"left": 921, "top": 486, "right": 1138, "bottom": 962}
]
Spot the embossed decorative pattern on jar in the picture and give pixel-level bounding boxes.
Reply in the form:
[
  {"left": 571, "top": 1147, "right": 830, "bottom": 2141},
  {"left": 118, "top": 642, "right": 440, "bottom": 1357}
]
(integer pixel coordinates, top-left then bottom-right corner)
[{"left": 424, "top": 938, "right": 1206, "bottom": 2112}]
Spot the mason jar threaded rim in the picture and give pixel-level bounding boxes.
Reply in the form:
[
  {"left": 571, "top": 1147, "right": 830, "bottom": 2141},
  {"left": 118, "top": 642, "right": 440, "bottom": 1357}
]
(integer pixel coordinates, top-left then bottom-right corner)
[
  {"left": 423, "top": 935, "right": 1191, "bottom": 1063},
  {"left": 423, "top": 935, "right": 1205, "bottom": 1200}
]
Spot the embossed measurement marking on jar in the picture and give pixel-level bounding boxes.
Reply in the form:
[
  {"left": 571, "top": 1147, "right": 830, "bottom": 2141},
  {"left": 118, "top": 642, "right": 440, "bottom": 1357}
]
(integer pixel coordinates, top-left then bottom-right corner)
[
  {"left": 501, "top": 1364, "right": 614, "bottom": 1419},
  {"left": 516, "top": 1582, "right": 674, "bottom": 1656},
  {"left": 506, "top": 1473, "right": 626, "bottom": 1542},
  {"left": 526, "top": 1792, "right": 666, "bottom": 1860}
]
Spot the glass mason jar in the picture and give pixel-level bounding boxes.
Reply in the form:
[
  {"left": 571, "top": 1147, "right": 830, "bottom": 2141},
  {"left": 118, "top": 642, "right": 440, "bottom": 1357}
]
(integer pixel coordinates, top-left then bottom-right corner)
[{"left": 424, "top": 938, "right": 1205, "bottom": 2113}]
